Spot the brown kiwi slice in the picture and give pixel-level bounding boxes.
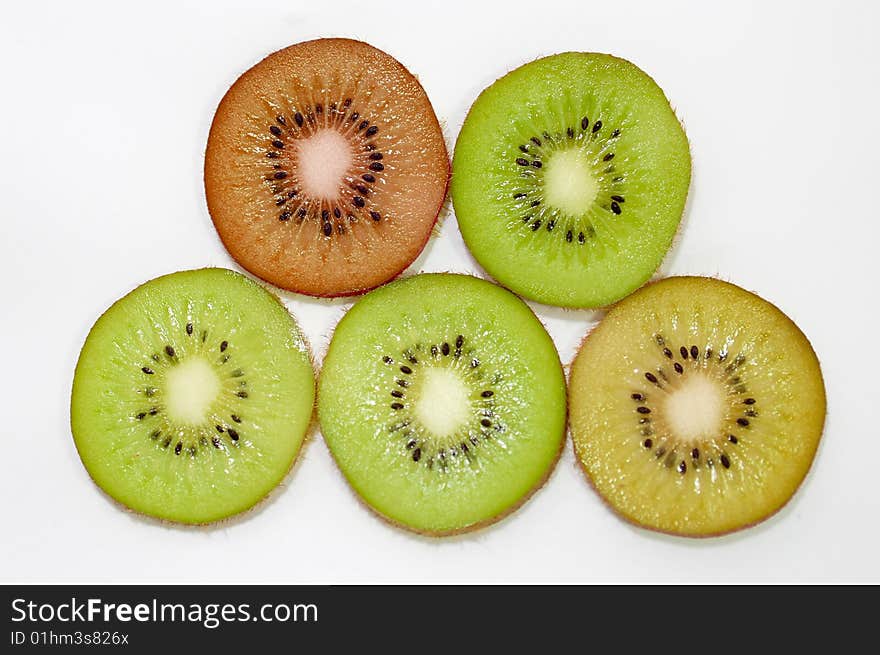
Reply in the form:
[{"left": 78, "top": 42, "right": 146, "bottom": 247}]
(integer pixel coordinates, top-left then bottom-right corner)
[
  {"left": 569, "top": 277, "right": 826, "bottom": 537},
  {"left": 205, "top": 38, "right": 449, "bottom": 297}
]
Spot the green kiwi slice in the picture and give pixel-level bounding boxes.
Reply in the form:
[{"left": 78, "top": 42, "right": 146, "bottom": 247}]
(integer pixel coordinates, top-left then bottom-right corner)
[
  {"left": 70, "top": 268, "right": 315, "bottom": 524},
  {"left": 318, "top": 273, "right": 567, "bottom": 535},
  {"left": 569, "top": 277, "right": 826, "bottom": 537},
  {"left": 452, "top": 53, "right": 691, "bottom": 308}
]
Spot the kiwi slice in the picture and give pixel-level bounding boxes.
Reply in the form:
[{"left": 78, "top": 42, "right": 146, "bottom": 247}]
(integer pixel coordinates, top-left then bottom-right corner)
[
  {"left": 452, "top": 53, "right": 691, "bottom": 308},
  {"left": 205, "top": 38, "right": 449, "bottom": 297},
  {"left": 70, "top": 269, "right": 315, "bottom": 524},
  {"left": 569, "top": 277, "right": 826, "bottom": 536},
  {"left": 318, "top": 274, "right": 566, "bottom": 534}
]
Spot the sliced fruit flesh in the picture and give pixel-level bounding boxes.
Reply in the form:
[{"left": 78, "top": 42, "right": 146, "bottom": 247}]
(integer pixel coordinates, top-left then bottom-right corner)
[
  {"left": 70, "top": 269, "right": 315, "bottom": 524},
  {"left": 569, "top": 277, "right": 826, "bottom": 536},
  {"left": 318, "top": 274, "right": 567, "bottom": 534},
  {"left": 452, "top": 52, "right": 691, "bottom": 308},
  {"left": 205, "top": 38, "right": 449, "bottom": 297}
]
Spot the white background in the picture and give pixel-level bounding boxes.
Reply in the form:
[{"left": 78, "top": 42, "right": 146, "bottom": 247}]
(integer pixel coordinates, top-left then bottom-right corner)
[{"left": 1, "top": 0, "right": 877, "bottom": 584}]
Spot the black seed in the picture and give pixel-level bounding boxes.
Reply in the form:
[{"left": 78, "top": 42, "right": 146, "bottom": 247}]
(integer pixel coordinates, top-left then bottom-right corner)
[
  {"left": 744, "top": 398, "right": 756, "bottom": 405},
  {"left": 288, "top": 190, "right": 298, "bottom": 198},
  {"left": 610, "top": 201, "right": 621, "bottom": 215},
  {"left": 737, "top": 418, "right": 750, "bottom": 427},
  {"left": 352, "top": 185, "right": 367, "bottom": 197},
  {"left": 680, "top": 346, "right": 689, "bottom": 360},
  {"left": 592, "top": 120, "right": 602, "bottom": 133},
  {"left": 279, "top": 211, "right": 292, "bottom": 221},
  {"left": 531, "top": 220, "right": 541, "bottom": 231},
  {"left": 522, "top": 215, "right": 531, "bottom": 223},
  {"left": 272, "top": 140, "right": 284, "bottom": 149},
  {"left": 136, "top": 412, "right": 146, "bottom": 420},
  {"left": 396, "top": 379, "right": 408, "bottom": 388},
  {"left": 631, "top": 393, "right": 644, "bottom": 401},
  {"left": 269, "top": 125, "right": 282, "bottom": 136},
  {"left": 145, "top": 387, "right": 156, "bottom": 397},
  {"left": 400, "top": 365, "right": 412, "bottom": 375},
  {"left": 611, "top": 129, "right": 620, "bottom": 138},
  {"left": 581, "top": 116, "right": 589, "bottom": 130},
  {"left": 212, "top": 437, "right": 221, "bottom": 448},
  {"left": 578, "top": 232, "right": 586, "bottom": 244},
  {"left": 292, "top": 112, "right": 303, "bottom": 127},
  {"left": 603, "top": 153, "right": 615, "bottom": 162},
  {"left": 729, "top": 435, "right": 738, "bottom": 444},
  {"left": 481, "top": 390, "right": 494, "bottom": 398},
  {"left": 354, "top": 120, "right": 367, "bottom": 131},
  {"left": 441, "top": 343, "right": 450, "bottom": 356},
  {"left": 643, "top": 438, "right": 653, "bottom": 448},
  {"left": 567, "top": 127, "right": 574, "bottom": 138},
  {"left": 391, "top": 390, "right": 403, "bottom": 398},
  {"left": 691, "top": 345, "right": 699, "bottom": 359},
  {"left": 273, "top": 171, "right": 287, "bottom": 180},
  {"left": 365, "top": 125, "right": 378, "bottom": 137},
  {"left": 370, "top": 211, "right": 381, "bottom": 221},
  {"left": 227, "top": 428, "right": 239, "bottom": 442},
  {"left": 566, "top": 230, "right": 573, "bottom": 242},
  {"left": 237, "top": 391, "right": 248, "bottom": 398},
  {"left": 267, "top": 151, "right": 279, "bottom": 159},
  {"left": 412, "top": 448, "right": 421, "bottom": 462},
  {"left": 163, "top": 345, "right": 174, "bottom": 358},
  {"left": 635, "top": 406, "right": 651, "bottom": 415},
  {"left": 611, "top": 195, "right": 625, "bottom": 202},
  {"left": 174, "top": 442, "right": 182, "bottom": 455},
  {"left": 201, "top": 330, "right": 207, "bottom": 342},
  {"left": 321, "top": 209, "right": 330, "bottom": 221},
  {"left": 516, "top": 158, "right": 529, "bottom": 166},
  {"left": 692, "top": 448, "right": 700, "bottom": 459},
  {"left": 530, "top": 136, "right": 542, "bottom": 147},
  {"left": 673, "top": 362, "right": 683, "bottom": 374},
  {"left": 481, "top": 419, "right": 492, "bottom": 427},
  {"left": 678, "top": 461, "right": 687, "bottom": 474},
  {"left": 721, "top": 454, "right": 731, "bottom": 469},
  {"left": 217, "top": 340, "right": 227, "bottom": 353},
  {"left": 645, "top": 372, "right": 658, "bottom": 384},
  {"left": 315, "top": 104, "right": 323, "bottom": 115},
  {"left": 613, "top": 176, "right": 624, "bottom": 182},
  {"left": 532, "top": 160, "right": 542, "bottom": 168},
  {"left": 519, "top": 144, "right": 529, "bottom": 153},
  {"left": 276, "top": 198, "right": 287, "bottom": 206},
  {"left": 383, "top": 356, "right": 393, "bottom": 364},
  {"left": 662, "top": 348, "right": 672, "bottom": 359},
  {"left": 405, "top": 440, "right": 417, "bottom": 450},
  {"left": 353, "top": 196, "right": 365, "bottom": 208},
  {"left": 546, "top": 220, "right": 556, "bottom": 232},
  {"left": 186, "top": 323, "right": 193, "bottom": 335},
  {"left": 162, "top": 437, "right": 172, "bottom": 448},
  {"left": 531, "top": 200, "right": 541, "bottom": 207},
  {"left": 142, "top": 367, "right": 154, "bottom": 375},
  {"left": 322, "top": 222, "right": 332, "bottom": 237},
  {"left": 362, "top": 173, "right": 375, "bottom": 183},
  {"left": 391, "top": 403, "right": 404, "bottom": 410},
  {"left": 150, "top": 430, "right": 161, "bottom": 440},
  {"left": 369, "top": 152, "right": 383, "bottom": 160},
  {"left": 149, "top": 407, "right": 158, "bottom": 416},
  {"left": 229, "top": 414, "right": 241, "bottom": 424},
  {"left": 430, "top": 345, "right": 439, "bottom": 356}
]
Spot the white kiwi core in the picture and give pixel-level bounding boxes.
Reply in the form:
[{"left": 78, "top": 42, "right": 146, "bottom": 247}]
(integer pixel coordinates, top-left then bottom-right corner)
[
  {"left": 413, "top": 367, "right": 471, "bottom": 438},
  {"left": 543, "top": 148, "right": 599, "bottom": 216},
  {"left": 163, "top": 357, "right": 221, "bottom": 425},
  {"left": 661, "top": 373, "right": 727, "bottom": 443},
  {"left": 295, "top": 129, "right": 353, "bottom": 199}
]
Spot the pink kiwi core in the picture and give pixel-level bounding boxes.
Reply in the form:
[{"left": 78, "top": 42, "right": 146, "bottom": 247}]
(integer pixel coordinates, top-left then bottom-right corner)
[{"left": 295, "top": 129, "right": 355, "bottom": 200}]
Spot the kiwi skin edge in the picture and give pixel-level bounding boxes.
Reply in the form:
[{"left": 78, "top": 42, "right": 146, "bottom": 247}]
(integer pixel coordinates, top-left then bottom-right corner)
[
  {"left": 68, "top": 268, "right": 319, "bottom": 528},
  {"left": 568, "top": 275, "right": 827, "bottom": 539},
  {"left": 319, "top": 278, "right": 569, "bottom": 537},
  {"left": 203, "top": 38, "right": 452, "bottom": 299}
]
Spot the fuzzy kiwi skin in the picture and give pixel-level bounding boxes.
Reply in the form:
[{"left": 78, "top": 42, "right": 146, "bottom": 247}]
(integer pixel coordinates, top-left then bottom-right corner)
[
  {"left": 204, "top": 38, "right": 451, "bottom": 299},
  {"left": 69, "top": 268, "right": 318, "bottom": 526},
  {"left": 569, "top": 276, "right": 827, "bottom": 538}
]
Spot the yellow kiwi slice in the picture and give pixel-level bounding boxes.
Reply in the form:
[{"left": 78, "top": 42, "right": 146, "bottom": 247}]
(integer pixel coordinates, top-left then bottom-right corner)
[{"left": 569, "top": 276, "right": 826, "bottom": 537}]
